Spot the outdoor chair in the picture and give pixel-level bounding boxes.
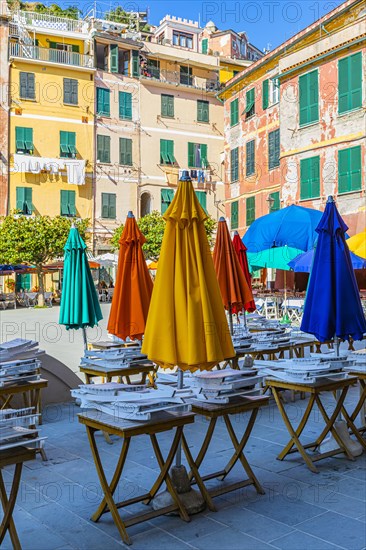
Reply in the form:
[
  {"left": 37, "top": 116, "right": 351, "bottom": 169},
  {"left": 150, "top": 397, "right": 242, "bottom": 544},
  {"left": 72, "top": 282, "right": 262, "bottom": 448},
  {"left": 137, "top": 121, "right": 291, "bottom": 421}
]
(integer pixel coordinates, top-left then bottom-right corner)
[
  {"left": 107, "top": 288, "right": 114, "bottom": 302},
  {"left": 26, "top": 292, "right": 38, "bottom": 307},
  {"left": 16, "top": 292, "right": 29, "bottom": 307},
  {"left": 2, "top": 293, "right": 16, "bottom": 309},
  {"left": 44, "top": 292, "right": 53, "bottom": 307},
  {"left": 281, "top": 298, "right": 304, "bottom": 323},
  {"left": 263, "top": 297, "right": 278, "bottom": 319}
]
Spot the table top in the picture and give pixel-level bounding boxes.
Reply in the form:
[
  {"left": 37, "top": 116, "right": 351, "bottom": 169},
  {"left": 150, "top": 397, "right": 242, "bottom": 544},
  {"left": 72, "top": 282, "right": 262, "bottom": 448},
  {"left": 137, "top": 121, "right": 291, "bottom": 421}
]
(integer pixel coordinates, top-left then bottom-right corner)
[
  {"left": 0, "top": 378, "right": 48, "bottom": 396},
  {"left": 266, "top": 376, "right": 357, "bottom": 393},
  {"left": 91, "top": 341, "right": 140, "bottom": 350},
  {"left": 190, "top": 395, "right": 269, "bottom": 417},
  {"left": 79, "top": 362, "right": 155, "bottom": 376},
  {"left": 78, "top": 409, "right": 195, "bottom": 437},
  {"left": 0, "top": 446, "right": 36, "bottom": 468}
]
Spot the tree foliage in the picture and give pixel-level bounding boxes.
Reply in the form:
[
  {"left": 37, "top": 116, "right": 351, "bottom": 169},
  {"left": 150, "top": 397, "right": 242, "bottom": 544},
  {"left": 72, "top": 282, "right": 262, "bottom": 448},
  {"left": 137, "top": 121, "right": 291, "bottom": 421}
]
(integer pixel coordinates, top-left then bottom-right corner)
[
  {"left": 110, "top": 211, "right": 217, "bottom": 260},
  {"left": 7, "top": 1, "right": 80, "bottom": 18},
  {"left": 0, "top": 214, "right": 89, "bottom": 297}
]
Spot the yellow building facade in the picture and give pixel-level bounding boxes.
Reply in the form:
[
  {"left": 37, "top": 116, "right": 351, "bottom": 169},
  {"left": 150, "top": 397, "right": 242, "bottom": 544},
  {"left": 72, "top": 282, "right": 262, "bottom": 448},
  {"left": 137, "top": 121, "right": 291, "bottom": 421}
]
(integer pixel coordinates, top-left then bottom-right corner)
[{"left": 8, "top": 12, "right": 94, "bottom": 220}]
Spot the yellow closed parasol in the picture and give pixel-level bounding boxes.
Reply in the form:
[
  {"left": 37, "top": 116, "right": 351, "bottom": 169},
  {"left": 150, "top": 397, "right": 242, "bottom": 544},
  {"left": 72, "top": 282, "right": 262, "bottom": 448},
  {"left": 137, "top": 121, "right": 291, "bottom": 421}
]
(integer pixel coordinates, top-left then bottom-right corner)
[
  {"left": 347, "top": 231, "right": 366, "bottom": 259},
  {"left": 142, "top": 174, "right": 234, "bottom": 371}
]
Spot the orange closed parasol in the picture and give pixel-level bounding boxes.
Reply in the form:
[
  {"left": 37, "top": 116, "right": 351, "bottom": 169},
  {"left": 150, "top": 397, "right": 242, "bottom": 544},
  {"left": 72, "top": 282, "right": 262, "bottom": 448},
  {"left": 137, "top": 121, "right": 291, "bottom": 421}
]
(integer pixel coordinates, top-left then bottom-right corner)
[
  {"left": 213, "top": 218, "right": 256, "bottom": 333},
  {"left": 107, "top": 212, "right": 153, "bottom": 341}
]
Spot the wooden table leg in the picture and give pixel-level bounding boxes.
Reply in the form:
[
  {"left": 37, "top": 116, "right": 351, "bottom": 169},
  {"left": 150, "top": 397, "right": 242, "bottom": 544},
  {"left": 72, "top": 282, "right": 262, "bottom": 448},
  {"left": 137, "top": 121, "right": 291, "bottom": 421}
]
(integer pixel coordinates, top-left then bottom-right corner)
[
  {"left": 278, "top": 394, "right": 316, "bottom": 459},
  {"left": 92, "top": 437, "right": 130, "bottom": 522},
  {"left": 187, "top": 418, "right": 217, "bottom": 481},
  {"left": 338, "top": 403, "right": 366, "bottom": 450},
  {"left": 86, "top": 426, "right": 132, "bottom": 545},
  {"left": 349, "top": 380, "right": 366, "bottom": 424},
  {"left": 272, "top": 387, "right": 318, "bottom": 473},
  {"left": 149, "top": 430, "right": 190, "bottom": 522},
  {"left": 0, "top": 396, "right": 13, "bottom": 410},
  {"left": 181, "top": 433, "right": 216, "bottom": 512},
  {"left": 0, "top": 466, "right": 22, "bottom": 548},
  {"left": 219, "top": 411, "right": 264, "bottom": 495}
]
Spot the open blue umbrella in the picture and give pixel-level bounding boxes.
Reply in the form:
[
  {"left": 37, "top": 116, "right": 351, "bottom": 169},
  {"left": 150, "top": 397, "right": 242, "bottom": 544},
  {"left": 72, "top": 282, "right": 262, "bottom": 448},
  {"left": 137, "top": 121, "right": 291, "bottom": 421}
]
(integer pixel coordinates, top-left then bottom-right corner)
[
  {"left": 59, "top": 225, "right": 103, "bottom": 347},
  {"left": 243, "top": 205, "right": 322, "bottom": 253},
  {"left": 289, "top": 248, "right": 366, "bottom": 272},
  {"left": 301, "top": 197, "right": 366, "bottom": 342}
]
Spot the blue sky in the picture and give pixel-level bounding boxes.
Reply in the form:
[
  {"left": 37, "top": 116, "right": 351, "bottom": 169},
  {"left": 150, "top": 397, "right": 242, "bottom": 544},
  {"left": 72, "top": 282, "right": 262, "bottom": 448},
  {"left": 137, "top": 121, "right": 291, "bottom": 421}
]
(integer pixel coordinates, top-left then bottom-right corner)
[{"left": 59, "top": 0, "right": 345, "bottom": 51}]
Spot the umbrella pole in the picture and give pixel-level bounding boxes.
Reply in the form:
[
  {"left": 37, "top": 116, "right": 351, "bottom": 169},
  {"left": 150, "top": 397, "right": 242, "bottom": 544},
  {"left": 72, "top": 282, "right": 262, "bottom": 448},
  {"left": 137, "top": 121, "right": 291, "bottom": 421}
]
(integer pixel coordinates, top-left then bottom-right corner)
[
  {"left": 82, "top": 328, "right": 88, "bottom": 350},
  {"left": 229, "top": 305, "right": 234, "bottom": 336},
  {"left": 284, "top": 271, "right": 287, "bottom": 314},
  {"left": 175, "top": 369, "right": 184, "bottom": 467}
]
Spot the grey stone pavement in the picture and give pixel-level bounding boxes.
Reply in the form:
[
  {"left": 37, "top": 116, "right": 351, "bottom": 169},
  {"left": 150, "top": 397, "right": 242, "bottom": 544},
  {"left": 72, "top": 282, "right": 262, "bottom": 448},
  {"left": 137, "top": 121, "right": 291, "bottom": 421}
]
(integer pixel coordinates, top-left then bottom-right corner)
[{"left": 0, "top": 306, "right": 365, "bottom": 549}]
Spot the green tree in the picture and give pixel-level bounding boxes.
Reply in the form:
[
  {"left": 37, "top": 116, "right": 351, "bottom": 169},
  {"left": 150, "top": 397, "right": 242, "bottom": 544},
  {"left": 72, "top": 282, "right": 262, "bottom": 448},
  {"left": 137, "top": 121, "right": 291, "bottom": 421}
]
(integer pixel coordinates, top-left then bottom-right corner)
[
  {"left": 110, "top": 211, "right": 217, "bottom": 260},
  {"left": 0, "top": 214, "right": 89, "bottom": 304}
]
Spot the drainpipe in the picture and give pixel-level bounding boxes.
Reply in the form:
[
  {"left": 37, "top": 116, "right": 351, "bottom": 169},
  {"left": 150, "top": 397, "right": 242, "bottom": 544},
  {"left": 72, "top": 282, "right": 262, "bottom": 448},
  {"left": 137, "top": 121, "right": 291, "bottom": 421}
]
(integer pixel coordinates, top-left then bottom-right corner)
[
  {"left": 91, "top": 40, "right": 97, "bottom": 255},
  {"left": 136, "top": 76, "right": 142, "bottom": 217}
]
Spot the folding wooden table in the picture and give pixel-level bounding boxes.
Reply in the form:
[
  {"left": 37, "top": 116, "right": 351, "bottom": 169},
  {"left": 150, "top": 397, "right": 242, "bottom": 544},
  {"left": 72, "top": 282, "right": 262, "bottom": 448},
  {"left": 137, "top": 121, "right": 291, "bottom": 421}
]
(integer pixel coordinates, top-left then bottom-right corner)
[
  {"left": 342, "top": 371, "right": 366, "bottom": 442},
  {"left": 0, "top": 379, "right": 47, "bottom": 419},
  {"left": 267, "top": 376, "right": 360, "bottom": 473},
  {"left": 80, "top": 362, "right": 156, "bottom": 385},
  {"left": 78, "top": 410, "right": 215, "bottom": 545},
  {"left": 0, "top": 446, "right": 36, "bottom": 549},
  {"left": 187, "top": 395, "right": 269, "bottom": 497}
]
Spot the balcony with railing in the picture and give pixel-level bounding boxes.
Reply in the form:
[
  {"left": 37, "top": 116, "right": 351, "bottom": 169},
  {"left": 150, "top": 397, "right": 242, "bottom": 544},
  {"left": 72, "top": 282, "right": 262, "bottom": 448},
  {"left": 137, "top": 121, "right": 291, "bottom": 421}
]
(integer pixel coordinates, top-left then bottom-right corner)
[
  {"left": 9, "top": 43, "right": 94, "bottom": 69},
  {"left": 140, "top": 67, "right": 221, "bottom": 92},
  {"left": 12, "top": 10, "right": 90, "bottom": 35}
]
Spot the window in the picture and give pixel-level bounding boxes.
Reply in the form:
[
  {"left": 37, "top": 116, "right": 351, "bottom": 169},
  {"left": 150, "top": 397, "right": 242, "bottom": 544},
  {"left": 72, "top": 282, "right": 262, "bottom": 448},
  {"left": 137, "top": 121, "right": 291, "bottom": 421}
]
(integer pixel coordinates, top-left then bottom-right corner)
[
  {"left": 119, "top": 138, "right": 132, "bottom": 166},
  {"left": 268, "top": 129, "right": 280, "bottom": 169},
  {"left": 244, "top": 88, "right": 255, "bottom": 118},
  {"left": 15, "top": 127, "right": 33, "bottom": 154},
  {"left": 60, "top": 131, "right": 76, "bottom": 158},
  {"left": 16, "top": 187, "right": 32, "bottom": 214},
  {"left": 60, "top": 190, "right": 76, "bottom": 216},
  {"left": 246, "top": 140, "right": 255, "bottom": 176},
  {"left": 338, "top": 146, "right": 362, "bottom": 194},
  {"left": 96, "top": 43, "right": 108, "bottom": 70},
  {"left": 118, "top": 49, "right": 129, "bottom": 75},
  {"left": 180, "top": 65, "right": 193, "bottom": 86},
  {"left": 197, "top": 100, "right": 209, "bottom": 122},
  {"left": 119, "top": 91, "right": 132, "bottom": 120},
  {"left": 173, "top": 31, "right": 193, "bottom": 49},
  {"left": 161, "top": 188, "right": 174, "bottom": 214},
  {"left": 262, "top": 79, "right": 269, "bottom": 110},
  {"left": 188, "top": 143, "right": 208, "bottom": 168},
  {"left": 63, "top": 78, "right": 78, "bottom": 105},
  {"left": 160, "top": 139, "right": 176, "bottom": 165},
  {"left": 300, "top": 156, "right": 320, "bottom": 200},
  {"left": 201, "top": 38, "right": 208, "bottom": 54},
  {"left": 269, "top": 191, "right": 280, "bottom": 212},
  {"left": 146, "top": 59, "right": 160, "bottom": 79},
  {"left": 19, "top": 72, "right": 35, "bottom": 100},
  {"left": 231, "top": 201, "right": 238, "bottom": 230},
  {"left": 230, "top": 98, "right": 239, "bottom": 126},
  {"left": 131, "top": 50, "right": 139, "bottom": 77},
  {"left": 49, "top": 42, "right": 79, "bottom": 64},
  {"left": 96, "top": 87, "right": 110, "bottom": 117},
  {"left": 231, "top": 147, "right": 239, "bottom": 182},
  {"left": 161, "top": 94, "right": 174, "bottom": 118},
  {"left": 196, "top": 191, "right": 207, "bottom": 212},
  {"left": 271, "top": 77, "right": 280, "bottom": 105},
  {"left": 246, "top": 196, "right": 255, "bottom": 226},
  {"left": 101, "top": 193, "right": 116, "bottom": 219},
  {"left": 338, "top": 52, "right": 362, "bottom": 114},
  {"left": 299, "top": 70, "right": 318, "bottom": 126},
  {"left": 97, "top": 135, "right": 111, "bottom": 164}
]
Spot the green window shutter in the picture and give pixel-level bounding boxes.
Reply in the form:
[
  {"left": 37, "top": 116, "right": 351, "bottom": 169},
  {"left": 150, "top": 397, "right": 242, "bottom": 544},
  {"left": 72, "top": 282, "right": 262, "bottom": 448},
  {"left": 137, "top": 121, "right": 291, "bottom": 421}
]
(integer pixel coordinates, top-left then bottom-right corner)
[
  {"left": 161, "top": 94, "right": 174, "bottom": 117},
  {"left": 24, "top": 127, "right": 33, "bottom": 153},
  {"left": 20, "top": 72, "right": 35, "bottom": 100},
  {"left": 68, "top": 191, "right": 76, "bottom": 216},
  {"left": 110, "top": 44, "right": 118, "bottom": 73},
  {"left": 188, "top": 142, "right": 194, "bottom": 167},
  {"left": 300, "top": 156, "right": 320, "bottom": 200},
  {"left": 97, "top": 135, "right": 110, "bottom": 163},
  {"left": 200, "top": 144, "right": 208, "bottom": 168},
  {"left": 246, "top": 140, "right": 255, "bottom": 176},
  {"left": 269, "top": 191, "right": 280, "bottom": 212},
  {"left": 97, "top": 88, "right": 110, "bottom": 116},
  {"left": 19, "top": 72, "right": 28, "bottom": 99},
  {"left": 161, "top": 188, "right": 174, "bottom": 214},
  {"left": 131, "top": 49, "right": 140, "bottom": 77},
  {"left": 16, "top": 187, "right": 25, "bottom": 211},
  {"left": 338, "top": 52, "right": 362, "bottom": 114},
  {"left": 60, "top": 190, "right": 76, "bottom": 216},
  {"left": 101, "top": 193, "right": 109, "bottom": 218},
  {"left": 119, "top": 138, "right": 132, "bottom": 166},
  {"left": 60, "top": 131, "right": 76, "bottom": 157},
  {"left": 71, "top": 44, "right": 79, "bottom": 53},
  {"left": 16, "top": 187, "right": 32, "bottom": 214},
  {"left": 160, "top": 139, "right": 175, "bottom": 164},
  {"left": 108, "top": 194, "right": 116, "bottom": 219},
  {"left": 201, "top": 38, "right": 208, "bottom": 54},
  {"left": 64, "top": 78, "right": 78, "bottom": 104},
  {"left": 244, "top": 88, "right": 255, "bottom": 116},
  {"left": 299, "top": 70, "right": 319, "bottom": 126},
  {"left": 16, "top": 126, "right": 33, "bottom": 153},
  {"left": 197, "top": 100, "right": 209, "bottom": 122},
  {"left": 268, "top": 129, "right": 280, "bottom": 169},
  {"left": 246, "top": 196, "right": 255, "bottom": 226},
  {"left": 196, "top": 191, "right": 207, "bottom": 212},
  {"left": 262, "top": 79, "right": 269, "bottom": 110},
  {"left": 338, "top": 146, "right": 361, "bottom": 193},
  {"left": 230, "top": 98, "right": 239, "bottom": 126},
  {"left": 119, "top": 92, "right": 132, "bottom": 120},
  {"left": 231, "top": 201, "right": 238, "bottom": 230},
  {"left": 231, "top": 147, "right": 239, "bottom": 182}
]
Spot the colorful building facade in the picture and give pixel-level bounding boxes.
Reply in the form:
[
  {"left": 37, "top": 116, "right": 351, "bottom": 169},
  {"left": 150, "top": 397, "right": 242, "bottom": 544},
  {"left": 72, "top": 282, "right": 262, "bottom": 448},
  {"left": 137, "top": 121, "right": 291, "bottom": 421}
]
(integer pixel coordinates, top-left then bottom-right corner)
[{"left": 219, "top": 0, "right": 365, "bottom": 236}]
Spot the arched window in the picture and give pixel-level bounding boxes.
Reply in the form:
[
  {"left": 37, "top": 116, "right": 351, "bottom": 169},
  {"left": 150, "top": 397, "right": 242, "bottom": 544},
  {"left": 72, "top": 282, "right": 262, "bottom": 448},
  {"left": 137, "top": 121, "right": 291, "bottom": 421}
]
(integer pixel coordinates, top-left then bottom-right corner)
[{"left": 140, "top": 192, "right": 151, "bottom": 217}]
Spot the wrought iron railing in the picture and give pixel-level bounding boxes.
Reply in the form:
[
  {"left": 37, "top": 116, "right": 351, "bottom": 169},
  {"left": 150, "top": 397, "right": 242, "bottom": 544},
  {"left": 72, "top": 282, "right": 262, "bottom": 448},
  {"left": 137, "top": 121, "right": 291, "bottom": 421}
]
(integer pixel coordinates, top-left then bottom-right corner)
[
  {"left": 13, "top": 10, "right": 87, "bottom": 34},
  {"left": 9, "top": 43, "right": 94, "bottom": 68}
]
